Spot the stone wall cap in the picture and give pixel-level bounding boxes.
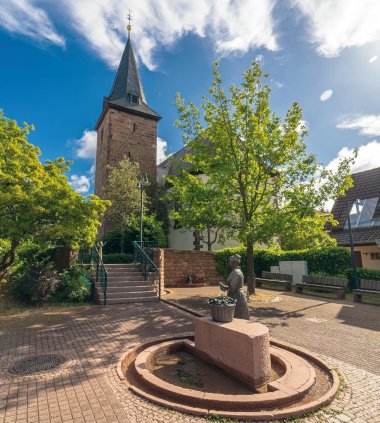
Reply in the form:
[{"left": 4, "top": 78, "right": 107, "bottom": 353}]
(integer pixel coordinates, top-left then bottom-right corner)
[{"left": 197, "top": 316, "right": 269, "bottom": 337}]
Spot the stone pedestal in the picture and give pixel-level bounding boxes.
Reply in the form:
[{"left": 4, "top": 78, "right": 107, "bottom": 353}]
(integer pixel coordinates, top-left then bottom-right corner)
[{"left": 194, "top": 317, "right": 271, "bottom": 389}]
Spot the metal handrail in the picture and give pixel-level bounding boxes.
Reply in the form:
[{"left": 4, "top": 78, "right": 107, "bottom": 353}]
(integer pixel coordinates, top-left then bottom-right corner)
[
  {"left": 92, "top": 244, "right": 108, "bottom": 306},
  {"left": 133, "top": 241, "right": 161, "bottom": 300}
]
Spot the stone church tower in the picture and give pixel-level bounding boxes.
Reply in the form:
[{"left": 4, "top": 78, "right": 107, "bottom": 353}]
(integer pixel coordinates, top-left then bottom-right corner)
[{"left": 94, "top": 31, "right": 161, "bottom": 198}]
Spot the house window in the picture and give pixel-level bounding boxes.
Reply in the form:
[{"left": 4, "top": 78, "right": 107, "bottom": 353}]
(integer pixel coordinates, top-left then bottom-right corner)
[
  {"left": 345, "top": 197, "right": 380, "bottom": 228},
  {"left": 133, "top": 123, "right": 137, "bottom": 132},
  {"left": 370, "top": 252, "right": 380, "bottom": 260}
]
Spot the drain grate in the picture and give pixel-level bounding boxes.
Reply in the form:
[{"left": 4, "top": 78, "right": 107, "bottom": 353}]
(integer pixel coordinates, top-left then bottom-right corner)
[{"left": 10, "top": 353, "right": 68, "bottom": 375}]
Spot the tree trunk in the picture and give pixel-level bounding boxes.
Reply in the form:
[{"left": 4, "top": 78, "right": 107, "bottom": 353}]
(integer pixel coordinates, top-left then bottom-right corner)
[
  {"left": 246, "top": 240, "right": 256, "bottom": 295},
  {"left": 207, "top": 228, "right": 212, "bottom": 251},
  {"left": 120, "top": 228, "right": 124, "bottom": 254},
  {"left": 193, "top": 231, "right": 201, "bottom": 250},
  {"left": 0, "top": 239, "right": 19, "bottom": 280}
]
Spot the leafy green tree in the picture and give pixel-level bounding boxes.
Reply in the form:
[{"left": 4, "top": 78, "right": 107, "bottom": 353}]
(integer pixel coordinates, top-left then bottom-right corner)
[
  {"left": 167, "top": 171, "right": 228, "bottom": 251},
  {"left": 277, "top": 213, "right": 337, "bottom": 250},
  {"left": 103, "top": 158, "right": 143, "bottom": 252},
  {"left": 173, "top": 62, "right": 355, "bottom": 295},
  {"left": 104, "top": 158, "right": 142, "bottom": 229},
  {"left": 0, "top": 111, "right": 108, "bottom": 278},
  {"left": 104, "top": 159, "right": 169, "bottom": 251}
]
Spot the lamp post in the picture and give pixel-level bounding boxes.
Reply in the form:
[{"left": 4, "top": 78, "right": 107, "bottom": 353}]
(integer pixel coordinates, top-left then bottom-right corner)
[
  {"left": 137, "top": 173, "right": 150, "bottom": 243},
  {"left": 345, "top": 196, "right": 359, "bottom": 289}
]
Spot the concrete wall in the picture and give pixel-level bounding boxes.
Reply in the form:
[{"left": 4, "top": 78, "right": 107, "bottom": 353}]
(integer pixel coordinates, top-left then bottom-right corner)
[
  {"left": 355, "top": 245, "right": 380, "bottom": 270},
  {"left": 168, "top": 224, "right": 240, "bottom": 251},
  {"left": 153, "top": 248, "right": 223, "bottom": 288}
]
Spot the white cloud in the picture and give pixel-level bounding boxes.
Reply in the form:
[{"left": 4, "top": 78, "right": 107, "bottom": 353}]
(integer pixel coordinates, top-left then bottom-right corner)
[
  {"left": 63, "top": 0, "right": 279, "bottom": 70},
  {"left": 296, "top": 119, "right": 308, "bottom": 135},
  {"left": 369, "top": 55, "right": 378, "bottom": 63},
  {"left": 326, "top": 140, "right": 380, "bottom": 174},
  {"left": 337, "top": 115, "right": 380, "bottom": 136},
  {"left": 157, "top": 137, "right": 168, "bottom": 165},
  {"left": 293, "top": 0, "right": 380, "bottom": 58},
  {"left": 0, "top": 0, "right": 65, "bottom": 46},
  {"left": 89, "top": 164, "right": 96, "bottom": 175},
  {"left": 69, "top": 174, "right": 91, "bottom": 193},
  {"left": 320, "top": 89, "right": 333, "bottom": 101},
  {"left": 254, "top": 54, "right": 264, "bottom": 64},
  {"left": 74, "top": 129, "right": 97, "bottom": 159}
]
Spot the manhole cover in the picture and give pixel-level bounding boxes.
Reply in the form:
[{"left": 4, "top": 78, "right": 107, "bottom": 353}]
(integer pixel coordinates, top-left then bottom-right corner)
[{"left": 10, "top": 353, "right": 68, "bottom": 375}]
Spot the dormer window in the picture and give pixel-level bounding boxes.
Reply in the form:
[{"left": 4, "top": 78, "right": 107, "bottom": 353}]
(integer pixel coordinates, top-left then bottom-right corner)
[
  {"left": 128, "top": 93, "right": 139, "bottom": 104},
  {"left": 345, "top": 197, "right": 380, "bottom": 228}
]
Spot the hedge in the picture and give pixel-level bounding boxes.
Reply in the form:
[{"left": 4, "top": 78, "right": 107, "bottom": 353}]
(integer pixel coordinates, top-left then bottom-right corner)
[
  {"left": 78, "top": 253, "right": 134, "bottom": 264},
  {"left": 215, "top": 246, "right": 380, "bottom": 288},
  {"left": 214, "top": 246, "right": 352, "bottom": 279}
]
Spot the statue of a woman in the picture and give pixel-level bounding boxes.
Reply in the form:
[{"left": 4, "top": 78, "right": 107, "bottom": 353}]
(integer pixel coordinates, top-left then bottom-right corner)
[{"left": 220, "top": 254, "right": 250, "bottom": 320}]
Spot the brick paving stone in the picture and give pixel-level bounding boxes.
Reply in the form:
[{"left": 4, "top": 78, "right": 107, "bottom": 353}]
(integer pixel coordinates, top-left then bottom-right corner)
[{"left": 0, "top": 299, "right": 379, "bottom": 422}]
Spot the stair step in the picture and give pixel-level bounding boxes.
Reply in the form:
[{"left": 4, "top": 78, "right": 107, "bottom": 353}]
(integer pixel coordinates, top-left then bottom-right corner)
[
  {"left": 105, "top": 264, "right": 139, "bottom": 268},
  {"left": 98, "top": 279, "right": 152, "bottom": 287},
  {"left": 108, "top": 275, "right": 145, "bottom": 281}
]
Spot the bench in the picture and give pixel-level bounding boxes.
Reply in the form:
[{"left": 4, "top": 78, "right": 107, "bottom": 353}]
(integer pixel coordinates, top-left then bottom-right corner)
[
  {"left": 353, "top": 279, "right": 380, "bottom": 303},
  {"left": 256, "top": 271, "right": 293, "bottom": 291},
  {"left": 295, "top": 275, "right": 348, "bottom": 299}
]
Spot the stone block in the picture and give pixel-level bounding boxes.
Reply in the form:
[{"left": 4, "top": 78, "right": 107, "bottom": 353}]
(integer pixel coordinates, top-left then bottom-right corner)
[{"left": 194, "top": 317, "right": 271, "bottom": 389}]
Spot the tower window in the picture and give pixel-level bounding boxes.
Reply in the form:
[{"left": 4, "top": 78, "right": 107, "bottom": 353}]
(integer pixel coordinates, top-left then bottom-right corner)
[
  {"left": 128, "top": 93, "right": 139, "bottom": 104},
  {"left": 133, "top": 123, "right": 137, "bottom": 132}
]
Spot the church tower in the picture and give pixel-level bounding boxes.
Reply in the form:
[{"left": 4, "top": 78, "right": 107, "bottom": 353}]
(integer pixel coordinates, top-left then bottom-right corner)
[{"left": 94, "top": 23, "right": 161, "bottom": 198}]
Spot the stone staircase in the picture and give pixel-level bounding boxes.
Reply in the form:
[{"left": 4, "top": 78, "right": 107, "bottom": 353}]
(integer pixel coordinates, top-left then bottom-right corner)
[{"left": 94, "top": 263, "right": 159, "bottom": 305}]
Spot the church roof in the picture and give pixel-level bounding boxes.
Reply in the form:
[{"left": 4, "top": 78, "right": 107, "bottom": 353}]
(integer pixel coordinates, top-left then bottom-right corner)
[{"left": 96, "top": 36, "right": 160, "bottom": 128}]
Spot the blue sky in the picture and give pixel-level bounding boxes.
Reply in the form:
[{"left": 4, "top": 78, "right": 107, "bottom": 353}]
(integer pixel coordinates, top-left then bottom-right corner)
[{"left": 1, "top": 0, "right": 380, "bottom": 195}]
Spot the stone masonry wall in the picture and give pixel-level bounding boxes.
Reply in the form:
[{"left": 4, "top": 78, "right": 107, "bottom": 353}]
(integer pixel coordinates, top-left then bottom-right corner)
[
  {"left": 153, "top": 248, "right": 223, "bottom": 288},
  {"left": 95, "top": 108, "right": 157, "bottom": 196},
  {"left": 108, "top": 109, "right": 157, "bottom": 180}
]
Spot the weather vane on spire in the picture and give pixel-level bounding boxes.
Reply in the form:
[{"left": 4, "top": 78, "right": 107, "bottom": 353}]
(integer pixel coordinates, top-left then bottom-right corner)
[{"left": 127, "top": 9, "right": 132, "bottom": 36}]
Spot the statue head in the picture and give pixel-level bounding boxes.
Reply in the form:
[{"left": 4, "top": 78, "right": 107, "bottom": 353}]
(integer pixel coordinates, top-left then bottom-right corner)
[{"left": 229, "top": 254, "right": 241, "bottom": 269}]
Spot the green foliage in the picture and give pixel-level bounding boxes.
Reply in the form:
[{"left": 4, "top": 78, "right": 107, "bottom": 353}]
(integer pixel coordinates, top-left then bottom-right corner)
[
  {"left": 102, "top": 254, "right": 134, "bottom": 264},
  {"left": 167, "top": 171, "right": 227, "bottom": 251},
  {"left": 173, "top": 61, "right": 356, "bottom": 293},
  {"left": 10, "top": 244, "right": 59, "bottom": 306},
  {"left": 207, "top": 296, "right": 235, "bottom": 305},
  {"left": 352, "top": 267, "right": 380, "bottom": 282},
  {"left": 278, "top": 213, "right": 337, "bottom": 250},
  {"left": 102, "top": 215, "right": 167, "bottom": 254},
  {"left": 52, "top": 265, "right": 92, "bottom": 303},
  {"left": 215, "top": 246, "right": 351, "bottom": 279},
  {"left": 104, "top": 158, "right": 142, "bottom": 228},
  {"left": 0, "top": 110, "right": 109, "bottom": 277}
]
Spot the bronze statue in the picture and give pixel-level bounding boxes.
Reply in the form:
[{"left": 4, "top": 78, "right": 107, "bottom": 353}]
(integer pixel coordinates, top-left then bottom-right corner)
[{"left": 220, "top": 254, "right": 250, "bottom": 320}]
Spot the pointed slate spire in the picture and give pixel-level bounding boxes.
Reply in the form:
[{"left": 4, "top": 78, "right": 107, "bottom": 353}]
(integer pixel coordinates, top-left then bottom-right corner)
[
  {"left": 108, "top": 37, "right": 147, "bottom": 104},
  {"left": 98, "top": 27, "right": 160, "bottom": 124}
]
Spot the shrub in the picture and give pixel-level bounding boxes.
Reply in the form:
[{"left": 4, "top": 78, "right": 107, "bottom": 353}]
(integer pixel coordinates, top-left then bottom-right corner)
[
  {"left": 52, "top": 265, "right": 92, "bottom": 303},
  {"left": 10, "top": 243, "right": 58, "bottom": 305},
  {"left": 102, "top": 253, "right": 134, "bottom": 264},
  {"left": 214, "top": 246, "right": 351, "bottom": 279},
  {"left": 11, "top": 262, "right": 59, "bottom": 306},
  {"left": 102, "top": 214, "right": 167, "bottom": 254}
]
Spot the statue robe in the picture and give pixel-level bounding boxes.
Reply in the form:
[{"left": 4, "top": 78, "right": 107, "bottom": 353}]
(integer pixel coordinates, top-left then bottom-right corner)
[{"left": 226, "top": 267, "right": 250, "bottom": 320}]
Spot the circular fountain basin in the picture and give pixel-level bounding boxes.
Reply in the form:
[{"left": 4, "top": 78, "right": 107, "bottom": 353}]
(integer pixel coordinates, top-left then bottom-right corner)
[{"left": 119, "top": 336, "right": 339, "bottom": 421}]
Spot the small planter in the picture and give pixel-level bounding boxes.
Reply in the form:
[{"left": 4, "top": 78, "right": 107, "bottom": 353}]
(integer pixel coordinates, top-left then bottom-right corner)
[{"left": 207, "top": 296, "right": 236, "bottom": 323}]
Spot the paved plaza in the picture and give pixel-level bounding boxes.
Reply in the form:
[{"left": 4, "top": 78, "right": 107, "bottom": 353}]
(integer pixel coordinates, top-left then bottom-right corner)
[{"left": 0, "top": 288, "right": 379, "bottom": 422}]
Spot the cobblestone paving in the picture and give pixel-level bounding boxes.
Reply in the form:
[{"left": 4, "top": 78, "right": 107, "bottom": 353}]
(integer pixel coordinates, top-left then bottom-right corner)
[{"left": 0, "top": 295, "right": 379, "bottom": 423}]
